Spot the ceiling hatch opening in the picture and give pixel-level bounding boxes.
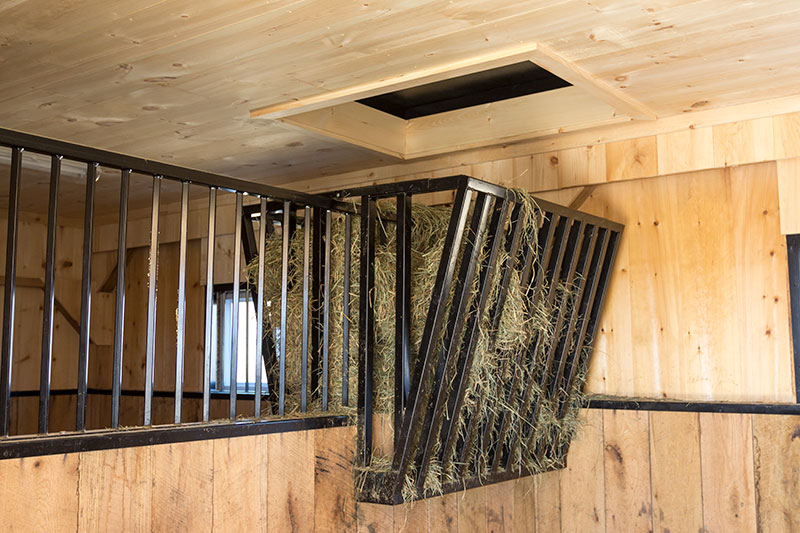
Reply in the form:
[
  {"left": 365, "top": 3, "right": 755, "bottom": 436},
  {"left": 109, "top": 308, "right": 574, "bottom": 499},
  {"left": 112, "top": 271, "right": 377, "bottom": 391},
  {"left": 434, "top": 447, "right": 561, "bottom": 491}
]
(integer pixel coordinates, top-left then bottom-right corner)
[
  {"left": 250, "top": 43, "right": 656, "bottom": 160},
  {"left": 357, "top": 62, "right": 572, "bottom": 120}
]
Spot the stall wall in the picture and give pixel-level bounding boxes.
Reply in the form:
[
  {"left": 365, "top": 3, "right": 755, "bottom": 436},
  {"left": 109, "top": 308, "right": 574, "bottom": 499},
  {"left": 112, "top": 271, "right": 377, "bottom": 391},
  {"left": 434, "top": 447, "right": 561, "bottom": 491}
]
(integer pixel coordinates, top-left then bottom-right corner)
[{"left": 1, "top": 410, "right": 798, "bottom": 532}]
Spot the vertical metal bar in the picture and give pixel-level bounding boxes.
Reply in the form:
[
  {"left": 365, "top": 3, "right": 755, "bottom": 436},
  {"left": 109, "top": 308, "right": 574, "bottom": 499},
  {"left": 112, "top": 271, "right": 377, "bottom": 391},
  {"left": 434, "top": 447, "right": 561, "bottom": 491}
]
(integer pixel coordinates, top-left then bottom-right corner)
[
  {"left": 230, "top": 193, "right": 243, "bottom": 419},
  {"left": 322, "top": 209, "right": 332, "bottom": 411},
  {"left": 279, "top": 201, "right": 290, "bottom": 416},
  {"left": 202, "top": 187, "right": 217, "bottom": 422},
  {"left": 311, "top": 207, "right": 323, "bottom": 398},
  {"left": 244, "top": 285, "right": 250, "bottom": 393},
  {"left": 394, "top": 193, "right": 412, "bottom": 448},
  {"left": 37, "top": 156, "right": 61, "bottom": 434},
  {"left": 415, "top": 193, "right": 492, "bottom": 489},
  {"left": 173, "top": 181, "right": 189, "bottom": 424},
  {"left": 255, "top": 198, "right": 267, "bottom": 417},
  {"left": 301, "top": 206, "right": 311, "bottom": 412},
  {"left": 357, "top": 196, "right": 376, "bottom": 466},
  {"left": 342, "top": 212, "right": 352, "bottom": 407},
  {"left": 109, "top": 169, "right": 130, "bottom": 429},
  {"left": 787, "top": 234, "right": 800, "bottom": 403},
  {"left": 392, "top": 184, "right": 472, "bottom": 494},
  {"left": 0, "top": 146, "right": 21, "bottom": 437},
  {"left": 75, "top": 163, "right": 98, "bottom": 431},
  {"left": 143, "top": 176, "right": 161, "bottom": 426}
]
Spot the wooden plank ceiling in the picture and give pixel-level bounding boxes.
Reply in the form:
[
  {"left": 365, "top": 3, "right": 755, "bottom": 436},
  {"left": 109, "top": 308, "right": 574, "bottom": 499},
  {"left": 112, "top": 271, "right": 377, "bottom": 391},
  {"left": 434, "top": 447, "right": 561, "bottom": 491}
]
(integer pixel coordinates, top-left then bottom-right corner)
[{"left": 2, "top": 0, "right": 800, "bottom": 187}]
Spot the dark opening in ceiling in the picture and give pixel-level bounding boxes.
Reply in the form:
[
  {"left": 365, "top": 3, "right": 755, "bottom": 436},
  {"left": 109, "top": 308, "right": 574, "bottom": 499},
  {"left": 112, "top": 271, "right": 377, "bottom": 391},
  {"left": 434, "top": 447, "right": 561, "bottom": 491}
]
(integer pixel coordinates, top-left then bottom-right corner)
[{"left": 357, "top": 61, "right": 572, "bottom": 120}]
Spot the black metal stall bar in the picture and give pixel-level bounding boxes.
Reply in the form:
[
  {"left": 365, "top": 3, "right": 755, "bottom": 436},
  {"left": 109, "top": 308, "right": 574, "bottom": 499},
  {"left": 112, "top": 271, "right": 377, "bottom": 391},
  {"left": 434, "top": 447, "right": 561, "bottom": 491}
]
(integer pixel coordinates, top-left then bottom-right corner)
[{"left": 0, "top": 127, "right": 353, "bottom": 450}]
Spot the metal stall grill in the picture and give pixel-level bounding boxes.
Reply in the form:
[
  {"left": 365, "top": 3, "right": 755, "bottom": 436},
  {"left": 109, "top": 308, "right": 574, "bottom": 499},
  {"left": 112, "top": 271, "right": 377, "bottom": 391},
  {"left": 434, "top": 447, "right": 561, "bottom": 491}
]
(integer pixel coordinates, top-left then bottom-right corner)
[
  {"left": 340, "top": 176, "right": 622, "bottom": 504},
  {"left": 0, "top": 128, "right": 352, "bottom": 457}
]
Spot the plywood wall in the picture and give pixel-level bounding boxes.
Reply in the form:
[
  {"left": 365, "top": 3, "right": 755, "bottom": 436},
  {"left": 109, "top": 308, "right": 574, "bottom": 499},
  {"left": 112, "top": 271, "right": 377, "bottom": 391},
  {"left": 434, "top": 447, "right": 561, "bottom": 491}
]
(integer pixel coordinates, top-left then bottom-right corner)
[{"left": 1, "top": 410, "right": 797, "bottom": 532}]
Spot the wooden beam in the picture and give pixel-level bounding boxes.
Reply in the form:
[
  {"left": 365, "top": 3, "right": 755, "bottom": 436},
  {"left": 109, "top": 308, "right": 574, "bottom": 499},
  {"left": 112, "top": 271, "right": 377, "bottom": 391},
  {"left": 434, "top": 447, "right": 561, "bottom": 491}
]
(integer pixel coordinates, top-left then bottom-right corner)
[
  {"left": 405, "top": 87, "right": 627, "bottom": 158},
  {"left": 280, "top": 102, "right": 407, "bottom": 159},
  {"left": 530, "top": 44, "right": 657, "bottom": 121}
]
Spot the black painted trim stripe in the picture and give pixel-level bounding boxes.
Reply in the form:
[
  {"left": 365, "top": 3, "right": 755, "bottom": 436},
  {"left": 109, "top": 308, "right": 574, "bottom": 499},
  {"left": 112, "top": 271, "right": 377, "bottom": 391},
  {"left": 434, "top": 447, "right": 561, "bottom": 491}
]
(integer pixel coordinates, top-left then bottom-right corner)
[{"left": 587, "top": 398, "right": 800, "bottom": 415}]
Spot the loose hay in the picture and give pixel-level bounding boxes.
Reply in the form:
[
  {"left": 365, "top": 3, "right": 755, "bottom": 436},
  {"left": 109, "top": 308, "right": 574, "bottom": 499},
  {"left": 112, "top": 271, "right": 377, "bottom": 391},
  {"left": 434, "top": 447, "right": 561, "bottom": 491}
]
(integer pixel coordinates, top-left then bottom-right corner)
[{"left": 248, "top": 190, "right": 592, "bottom": 502}]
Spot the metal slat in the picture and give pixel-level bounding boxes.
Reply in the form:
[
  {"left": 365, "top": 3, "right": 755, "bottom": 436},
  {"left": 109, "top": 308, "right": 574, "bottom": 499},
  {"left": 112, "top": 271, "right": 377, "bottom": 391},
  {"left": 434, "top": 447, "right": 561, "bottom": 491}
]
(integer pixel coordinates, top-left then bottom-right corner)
[
  {"left": 37, "top": 155, "right": 61, "bottom": 434},
  {"left": 75, "top": 163, "right": 98, "bottom": 431},
  {"left": 357, "top": 197, "right": 376, "bottom": 466},
  {"left": 311, "top": 207, "right": 323, "bottom": 400},
  {"left": 109, "top": 169, "right": 130, "bottom": 429},
  {"left": 143, "top": 176, "right": 161, "bottom": 426},
  {"left": 278, "top": 201, "right": 291, "bottom": 416},
  {"left": 342, "top": 212, "right": 352, "bottom": 407},
  {"left": 202, "top": 187, "right": 217, "bottom": 422},
  {"left": 415, "top": 193, "right": 492, "bottom": 491},
  {"left": 301, "top": 206, "right": 311, "bottom": 412},
  {"left": 0, "top": 172, "right": 51, "bottom": 425},
  {"left": 322, "top": 209, "right": 332, "bottom": 411},
  {"left": 230, "top": 193, "right": 243, "bottom": 419},
  {"left": 255, "top": 198, "right": 267, "bottom": 417},
  {"left": 391, "top": 184, "right": 472, "bottom": 496},
  {"left": 394, "top": 193, "right": 412, "bottom": 448},
  {"left": 173, "top": 182, "right": 189, "bottom": 424}
]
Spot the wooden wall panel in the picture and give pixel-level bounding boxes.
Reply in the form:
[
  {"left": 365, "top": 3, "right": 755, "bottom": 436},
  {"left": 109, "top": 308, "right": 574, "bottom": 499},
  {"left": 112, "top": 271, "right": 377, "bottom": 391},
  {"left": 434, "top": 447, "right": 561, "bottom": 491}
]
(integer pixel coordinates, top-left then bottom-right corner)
[
  {"left": 78, "top": 447, "right": 152, "bottom": 532},
  {"left": 713, "top": 117, "right": 775, "bottom": 168},
  {"left": 549, "top": 163, "right": 796, "bottom": 402},
  {"left": 534, "top": 470, "right": 561, "bottom": 533},
  {"left": 394, "top": 501, "right": 427, "bottom": 533},
  {"left": 151, "top": 440, "right": 214, "bottom": 532},
  {"left": 357, "top": 502, "right": 394, "bottom": 533},
  {"left": 752, "top": 414, "right": 800, "bottom": 531},
  {"left": 458, "top": 485, "right": 487, "bottom": 533},
  {"left": 486, "top": 479, "right": 513, "bottom": 533},
  {"left": 602, "top": 409, "right": 652, "bottom": 532},
  {"left": 316, "top": 426, "right": 357, "bottom": 532},
  {"left": 649, "top": 412, "right": 703, "bottom": 532},
  {"left": 699, "top": 413, "right": 757, "bottom": 532},
  {"left": 559, "top": 410, "right": 604, "bottom": 532},
  {"left": 605, "top": 136, "right": 657, "bottom": 182},
  {"left": 774, "top": 111, "right": 800, "bottom": 159},
  {"left": 212, "top": 434, "right": 268, "bottom": 531},
  {"left": 0, "top": 412, "right": 798, "bottom": 531},
  {"left": 428, "top": 493, "right": 459, "bottom": 533},
  {"left": 656, "top": 127, "right": 714, "bottom": 175},
  {"left": 268, "top": 430, "right": 316, "bottom": 532},
  {"left": 0, "top": 454, "right": 79, "bottom": 532}
]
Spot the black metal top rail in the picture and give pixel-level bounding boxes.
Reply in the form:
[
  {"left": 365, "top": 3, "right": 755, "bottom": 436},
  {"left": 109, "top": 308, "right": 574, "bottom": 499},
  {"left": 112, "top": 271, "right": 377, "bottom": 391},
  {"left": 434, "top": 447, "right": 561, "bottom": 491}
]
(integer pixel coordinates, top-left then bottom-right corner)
[{"left": 0, "top": 127, "right": 351, "bottom": 213}]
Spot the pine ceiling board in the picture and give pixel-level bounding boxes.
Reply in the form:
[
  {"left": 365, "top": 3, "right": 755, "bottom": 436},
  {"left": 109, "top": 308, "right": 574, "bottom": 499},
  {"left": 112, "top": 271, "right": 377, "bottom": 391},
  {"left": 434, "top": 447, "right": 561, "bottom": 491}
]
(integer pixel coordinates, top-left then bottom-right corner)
[{"left": 3, "top": 1, "right": 800, "bottom": 182}]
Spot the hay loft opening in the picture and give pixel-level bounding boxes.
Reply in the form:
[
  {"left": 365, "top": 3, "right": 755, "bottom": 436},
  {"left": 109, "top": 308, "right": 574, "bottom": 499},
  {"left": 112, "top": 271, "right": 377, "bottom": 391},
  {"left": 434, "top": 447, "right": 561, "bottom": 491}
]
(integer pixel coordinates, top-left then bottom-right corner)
[
  {"left": 250, "top": 43, "right": 656, "bottom": 160},
  {"left": 356, "top": 61, "right": 572, "bottom": 119}
]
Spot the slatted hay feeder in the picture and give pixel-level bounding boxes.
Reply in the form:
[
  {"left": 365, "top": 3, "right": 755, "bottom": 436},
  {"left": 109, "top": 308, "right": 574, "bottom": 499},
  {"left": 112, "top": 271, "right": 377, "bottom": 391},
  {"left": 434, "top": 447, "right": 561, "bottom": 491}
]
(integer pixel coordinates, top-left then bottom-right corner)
[{"left": 245, "top": 174, "right": 622, "bottom": 504}]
